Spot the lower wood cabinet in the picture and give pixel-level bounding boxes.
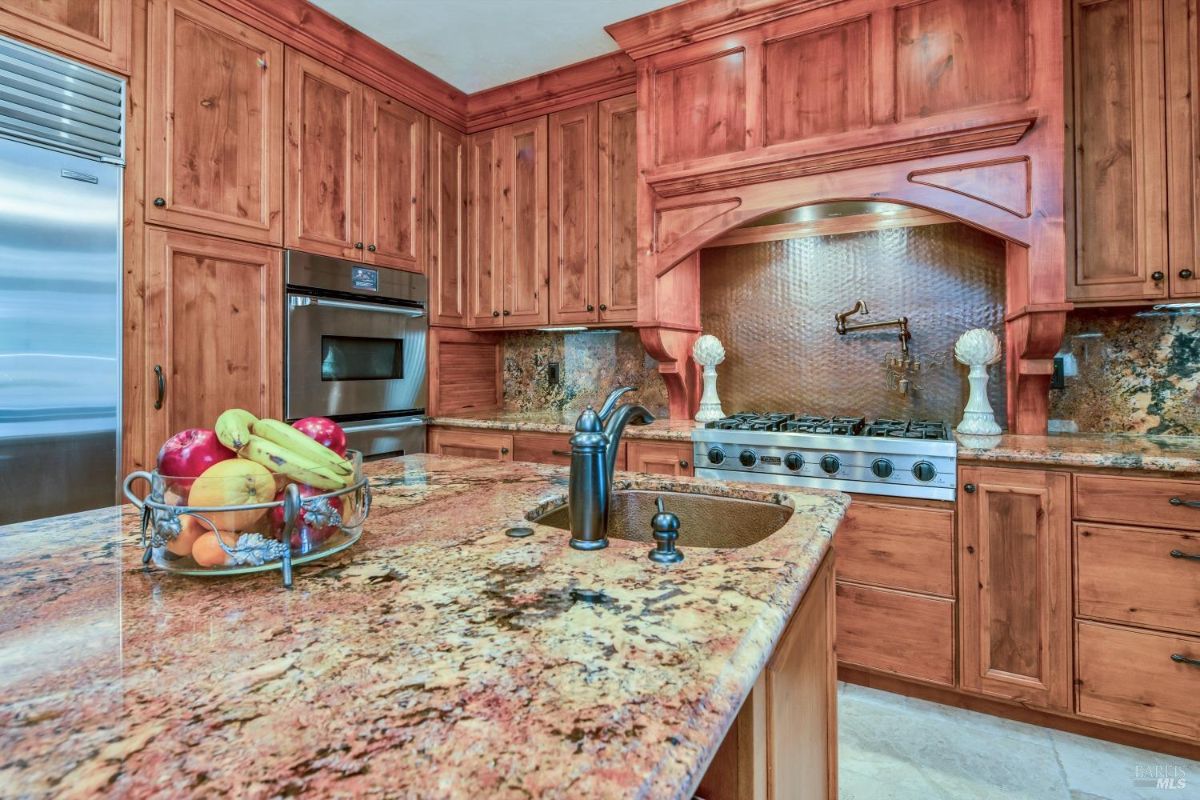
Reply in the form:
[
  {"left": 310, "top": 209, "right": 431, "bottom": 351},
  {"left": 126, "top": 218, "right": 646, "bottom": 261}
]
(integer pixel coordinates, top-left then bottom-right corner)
[
  {"left": 625, "top": 440, "right": 694, "bottom": 476},
  {"left": 958, "top": 465, "right": 1072, "bottom": 711},
  {"left": 836, "top": 498, "right": 954, "bottom": 596},
  {"left": 427, "top": 428, "right": 512, "bottom": 460},
  {"left": 836, "top": 582, "right": 955, "bottom": 687},
  {"left": 698, "top": 553, "right": 836, "bottom": 800},
  {"left": 144, "top": 227, "right": 283, "bottom": 458},
  {"left": 1076, "top": 620, "right": 1200, "bottom": 741}
]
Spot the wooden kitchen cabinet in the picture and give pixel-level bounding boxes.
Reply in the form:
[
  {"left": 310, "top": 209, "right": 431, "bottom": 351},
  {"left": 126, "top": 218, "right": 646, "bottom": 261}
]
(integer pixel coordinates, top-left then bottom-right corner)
[
  {"left": 625, "top": 440, "right": 693, "bottom": 476},
  {"left": 427, "top": 428, "right": 512, "bottom": 460},
  {"left": 285, "top": 49, "right": 426, "bottom": 272},
  {"left": 467, "top": 118, "right": 549, "bottom": 327},
  {"left": 1166, "top": 0, "right": 1200, "bottom": 297},
  {"left": 428, "top": 119, "right": 468, "bottom": 326},
  {"left": 836, "top": 582, "right": 955, "bottom": 687},
  {"left": 958, "top": 466, "right": 1072, "bottom": 710},
  {"left": 144, "top": 227, "right": 283, "bottom": 450},
  {"left": 548, "top": 103, "right": 598, "bottom": 325},
  {"left": 361, "top": 86, "right": 425, "bottom": 272},
  {"left": 597, "top": 94, "right": 639, "bottom": 324},
  {"left": 0, "top": 0, "right": 131, "bottom": 74},
  {"left": 146, "top": 0, "right": 283, "bottom": 244}
]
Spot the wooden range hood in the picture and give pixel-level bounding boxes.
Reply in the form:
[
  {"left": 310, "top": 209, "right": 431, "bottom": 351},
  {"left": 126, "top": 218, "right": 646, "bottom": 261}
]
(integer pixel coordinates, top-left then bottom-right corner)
[{"left": 607, "top": 0, "right": 1069, "bottom": 434}]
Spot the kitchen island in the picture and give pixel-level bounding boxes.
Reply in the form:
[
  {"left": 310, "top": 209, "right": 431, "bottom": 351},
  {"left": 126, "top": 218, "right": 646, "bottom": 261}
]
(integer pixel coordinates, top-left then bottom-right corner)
[{"left": 0, "top": 455, "right": 847, "bottom": 799}]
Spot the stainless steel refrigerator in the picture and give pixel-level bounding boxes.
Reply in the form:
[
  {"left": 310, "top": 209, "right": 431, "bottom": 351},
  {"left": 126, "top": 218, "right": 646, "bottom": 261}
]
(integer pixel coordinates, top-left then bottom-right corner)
[{"left": 0, "top": 34, "right": 125, "bottom": 525}]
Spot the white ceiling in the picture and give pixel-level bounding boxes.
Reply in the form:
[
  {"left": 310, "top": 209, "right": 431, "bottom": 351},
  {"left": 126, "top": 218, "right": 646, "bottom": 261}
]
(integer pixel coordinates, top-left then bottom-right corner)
[{"left": 310, "top": 0, "right": 674, "bottom": 93}]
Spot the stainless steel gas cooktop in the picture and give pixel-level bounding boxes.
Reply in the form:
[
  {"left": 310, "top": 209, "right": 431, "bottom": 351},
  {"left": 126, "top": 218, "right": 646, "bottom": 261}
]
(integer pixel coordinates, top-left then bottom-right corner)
[{"left": 692, "top": 412, "right": 956, "bottom": 501}]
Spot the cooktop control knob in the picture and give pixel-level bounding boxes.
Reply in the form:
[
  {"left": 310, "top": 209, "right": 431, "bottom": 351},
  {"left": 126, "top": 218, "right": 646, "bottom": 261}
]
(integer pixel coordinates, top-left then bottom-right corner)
[
  {"left": 784, "top": 452, "right": 804, "bottom": 471},
  {"left": 912, "top": 461, "right": 937, "bottom": 482},
  {"left": 819, "top": 455, "right": 840, "bottom": 474},
  {"left": 871, "top": 458, "right": 894, "bottom": 478},
  {"left": 706, "top": 447, "right": 725, "bottom": 465},
  {"left": 739, "top": 450, "right": 758, "bottom": 468}
]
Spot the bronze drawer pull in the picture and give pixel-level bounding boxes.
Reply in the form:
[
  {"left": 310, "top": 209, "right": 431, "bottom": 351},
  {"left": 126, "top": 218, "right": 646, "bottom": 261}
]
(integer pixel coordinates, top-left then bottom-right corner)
[
  {"left": 1169, "top": 497, "right": 1200, "bottom": 509},
  {"left": 1170, "top": 549, "right": 1200, "bottom": 561},
  {"left": 153, "top": 364, "right": 166, "bottom": 410},
  {"left": 551, "top": 449, "right": 571, "bottom": 457},
  {"left": 1171, "top": 653, "right": 1200, "bottom": 668}
]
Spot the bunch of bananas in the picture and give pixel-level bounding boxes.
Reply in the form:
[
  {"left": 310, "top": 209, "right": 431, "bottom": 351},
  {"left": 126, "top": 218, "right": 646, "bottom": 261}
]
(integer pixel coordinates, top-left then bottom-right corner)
[{"left": 216, "top": 409, "right": 353, "bottom": 491}]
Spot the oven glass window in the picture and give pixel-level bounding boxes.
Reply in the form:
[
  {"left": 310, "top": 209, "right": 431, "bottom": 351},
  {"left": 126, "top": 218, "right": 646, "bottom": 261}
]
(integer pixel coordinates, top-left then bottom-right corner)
[{"left": 320, "top": 336, "right": 403, "bottom": 381}]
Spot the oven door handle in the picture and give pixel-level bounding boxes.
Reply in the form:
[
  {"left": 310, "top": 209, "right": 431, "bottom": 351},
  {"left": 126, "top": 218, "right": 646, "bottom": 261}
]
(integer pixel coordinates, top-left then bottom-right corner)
[
  {"left": 290, "top": 295, "right": 427, "bottom": 318},
  {"left": 341, "top": 417, "right": 428, "bottom": 433}
]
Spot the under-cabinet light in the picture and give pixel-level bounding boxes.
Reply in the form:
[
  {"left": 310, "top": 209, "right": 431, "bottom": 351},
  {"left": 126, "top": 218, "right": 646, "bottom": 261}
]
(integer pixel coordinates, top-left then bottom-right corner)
[
  {"left": 534, "top": 326, "right": 590, "bottom": 332},
  {"left": 1136, "top": 303, "right": 1200, "bottom": 317}
]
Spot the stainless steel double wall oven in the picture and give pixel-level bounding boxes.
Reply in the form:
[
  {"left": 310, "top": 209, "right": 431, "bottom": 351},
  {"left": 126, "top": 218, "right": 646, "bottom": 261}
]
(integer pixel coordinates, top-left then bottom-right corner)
[{"left": 285, "top": 251, "right": 427, "bottom": 457}]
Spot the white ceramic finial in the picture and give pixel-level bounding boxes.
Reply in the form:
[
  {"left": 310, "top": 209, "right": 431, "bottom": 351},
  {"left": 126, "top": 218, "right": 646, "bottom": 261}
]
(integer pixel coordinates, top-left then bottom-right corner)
[
  {"left": 692, "top": 335, "right": 726, "bottom": 423},
  {"left": 954, "top": 328, "right": 1003, "bottom": 436}
]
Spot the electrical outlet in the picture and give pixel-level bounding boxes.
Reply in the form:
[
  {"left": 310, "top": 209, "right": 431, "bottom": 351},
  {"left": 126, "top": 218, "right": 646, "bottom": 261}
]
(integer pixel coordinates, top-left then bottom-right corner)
[
  {"left": 1051, "top": 355, "right": 1066, "bottom": 390},
  {"left": 547, "top": 362, "right": 560, "bottom": 387}
]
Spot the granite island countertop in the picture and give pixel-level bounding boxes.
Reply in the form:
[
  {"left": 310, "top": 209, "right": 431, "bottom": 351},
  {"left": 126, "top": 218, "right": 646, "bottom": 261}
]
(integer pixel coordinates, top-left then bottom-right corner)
[
  {"left": 0, "top": 455, "right": 847, "bottom": 799},
  {"left": 430, "top": 410, "right": 700, "bottom": 442}
]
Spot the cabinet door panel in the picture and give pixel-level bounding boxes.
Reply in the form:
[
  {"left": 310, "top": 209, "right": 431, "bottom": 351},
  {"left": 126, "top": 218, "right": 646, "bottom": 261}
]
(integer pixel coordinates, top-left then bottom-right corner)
[
  {"left": 836, "top": 582, "right": 956, "bottom": 687},
  {"left": 598, "top": 94, "right": 639, "bottom": 324},
  {"left": 362, "top": 88, "right": 424, "bottom": 272},
  {"left": 146, "top": 0, "right": 283, "bottom": 244},
  {"left": 467, "top": 128, "right": 502, "bottom": 327},
  {"left": 1166, "top": 0, "right": 1200, "bottom": 298},
  {"left": 500, "top": 118, "right": 548, "bottom": 327},
  {"left": 958, "top": 466, "right": 1072, "bottom": 710},
  {"left": 428, "top": 119, "right": 468, "bottom": 326},
  {"left": 285, "top": 49, "right": 360, "bottom": 260},
  {"left": 626, "top": 441, "right": 693, "bottom": 476},
  {"left": 549, "top": 104, "right": 598, "bottom": 324},
  {"left": 145, "top": 228, "right": 282, "bottom": 448},
  {"left": 0, "top": 0, "right": 130, "bottom": 73},
  {"left": 1070, "top": 0, "right": 1168, "bottom": 301},
  {"left": 428, "top": 428, "right": 512, "bottom": 460}
]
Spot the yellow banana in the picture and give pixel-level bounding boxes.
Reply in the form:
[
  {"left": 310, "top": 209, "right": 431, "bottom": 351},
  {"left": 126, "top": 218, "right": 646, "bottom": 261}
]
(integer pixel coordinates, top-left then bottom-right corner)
[
  {"left": 251, "top": 417, "right": 353, "bottom": 476},
  {"left": 239, "top": 435, "right": 347, "bottom": 491},
  {"left": 215, "top": 408, "right": 258, "bottom": 451}
]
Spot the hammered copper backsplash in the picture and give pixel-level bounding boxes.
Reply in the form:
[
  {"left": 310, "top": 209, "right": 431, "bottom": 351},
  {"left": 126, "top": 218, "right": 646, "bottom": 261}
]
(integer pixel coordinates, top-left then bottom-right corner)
[{"left": 700, "top": 223, "right": 1007, "bottom": 423}]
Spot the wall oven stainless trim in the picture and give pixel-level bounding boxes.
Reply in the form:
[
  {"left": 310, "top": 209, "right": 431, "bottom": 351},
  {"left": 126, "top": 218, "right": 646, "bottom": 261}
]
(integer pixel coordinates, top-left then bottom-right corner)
[{"left": 284, "top": 251, "right": 428, "bottom": 457}]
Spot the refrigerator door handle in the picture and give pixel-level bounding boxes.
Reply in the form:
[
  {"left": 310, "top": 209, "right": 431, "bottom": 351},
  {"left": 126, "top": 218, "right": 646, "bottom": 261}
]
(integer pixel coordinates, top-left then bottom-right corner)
[{"left": 154, "top": 365, "right": 166, "bottom": 410}]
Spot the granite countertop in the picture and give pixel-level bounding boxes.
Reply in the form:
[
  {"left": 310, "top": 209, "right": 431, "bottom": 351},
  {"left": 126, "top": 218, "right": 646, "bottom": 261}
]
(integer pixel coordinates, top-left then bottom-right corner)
[
  {"left": 0, "top": 455, "right": 847, "bottom": 799},
  {"left": 430, "top": 410, "right": 700, "bottom": 442},
  {"left": 957, "top": 432, "right": 1200, "bottom": 473}
]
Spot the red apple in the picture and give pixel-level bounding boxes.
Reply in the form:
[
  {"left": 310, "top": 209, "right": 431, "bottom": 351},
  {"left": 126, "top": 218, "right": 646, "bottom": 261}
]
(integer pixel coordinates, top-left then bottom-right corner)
[
  {"left": 269, "top": 485, "right": 344, "bottom": 552},
  {"left": 156, "top": 428, "right": 235, "bottom": 493},
  {"left": 292, "top": 416, "right": 347, "bottom": 457}
]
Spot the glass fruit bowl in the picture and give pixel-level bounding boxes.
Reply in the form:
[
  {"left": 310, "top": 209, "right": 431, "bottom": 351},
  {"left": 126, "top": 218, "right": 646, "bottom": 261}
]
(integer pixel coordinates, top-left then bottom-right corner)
[{"left": 123, "top": 449, "right": 370, "bottom": 587}]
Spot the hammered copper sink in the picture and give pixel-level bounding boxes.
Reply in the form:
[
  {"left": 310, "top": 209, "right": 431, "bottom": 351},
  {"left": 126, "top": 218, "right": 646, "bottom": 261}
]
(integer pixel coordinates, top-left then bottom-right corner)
[{"left": 530, "top": 489, "right": 795, "bottom": 548}]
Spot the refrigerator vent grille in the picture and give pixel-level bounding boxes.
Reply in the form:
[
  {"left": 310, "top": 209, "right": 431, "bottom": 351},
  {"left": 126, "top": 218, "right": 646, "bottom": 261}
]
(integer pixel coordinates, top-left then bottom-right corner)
[{"left": 0, "top": 34, "right": 124, "bottom": 163}]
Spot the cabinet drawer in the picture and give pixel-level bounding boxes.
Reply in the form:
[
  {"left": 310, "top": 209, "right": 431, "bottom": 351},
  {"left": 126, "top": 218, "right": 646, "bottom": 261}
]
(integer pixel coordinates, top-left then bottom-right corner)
[
  {"left": 625, "top": 440, "right": 693, "bottom": 477},
  {"left": 1077, "top": 621, "right": 1200, "bottom": 741},
  {"left": 1076, "top": 523, "right": 1200, "bottom": 636},
  {"left": 837, "top": 499, "right": 954, "bottom": 597},
  {"left": 836, "top": 582, "right": 955, "bottom": 687},
  {"left": 513, "top": 433, "right": 573, "bottom": 466},
  {"left": 1075, "top": 473, "right": 1200, "bottom": 531},
  {"left": 428, "top": 428, "right": 512, "bottom": 460}
]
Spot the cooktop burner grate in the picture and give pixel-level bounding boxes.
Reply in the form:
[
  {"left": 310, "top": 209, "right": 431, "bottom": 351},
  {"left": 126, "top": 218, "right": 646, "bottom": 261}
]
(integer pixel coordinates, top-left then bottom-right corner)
[{"left": 705, "top": 412, "right": 946, "bottom": 440}]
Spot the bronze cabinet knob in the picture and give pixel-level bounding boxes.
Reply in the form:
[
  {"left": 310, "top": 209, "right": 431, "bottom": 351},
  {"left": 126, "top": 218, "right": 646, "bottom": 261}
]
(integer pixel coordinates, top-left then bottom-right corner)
[
  {"left": 153, "top": 197, "right": 166, "bottom": 207},
  {"left": 678, "top": 459, "right": 689, "bottom": 469},
  {"left": 500, "top": 447, "right": 509, "bottom": 455},
  {"left": 599, "top": 304, "right": 607, "bottom": 311},
  {"left": 586, "top": 304, "right": 594, "bottom": 312},
  {"left": 503, "top": 310, "right": 511, "bottom": 316},
  {"left": 1181, "top": 269, "right": 1195, "bottom": 280},
  {"left": 354, "top": 242, "right": 364, "bottom": 249},
  {"left": 367, "top": 244, "right": 377, "bottom": 252},
  {"left": 1152, "top": 271, "right": 1165, "bottom": 281},
  {"left": 964, "top": 483, "right": 976, "bottom": 493},
  {"left": 492, "top": 310, "right": 500, "bottom": 317}
]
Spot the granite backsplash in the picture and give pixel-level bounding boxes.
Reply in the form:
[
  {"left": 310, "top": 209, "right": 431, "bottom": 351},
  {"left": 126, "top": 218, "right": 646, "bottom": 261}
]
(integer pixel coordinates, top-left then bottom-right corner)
[
  {"left": 501, "top": 330, "right": 668, "bottom": 416},
  {"left": 1050, "top": 308, "right": 1200, "bottom": 435}
]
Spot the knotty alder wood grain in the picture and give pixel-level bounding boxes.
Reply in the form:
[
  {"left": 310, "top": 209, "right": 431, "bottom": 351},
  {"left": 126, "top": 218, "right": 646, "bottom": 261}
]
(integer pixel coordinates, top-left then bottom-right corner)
[
  {"left": 0, "top": 0, "right": 131, "bottom": 74},
  {"left": 427, "top": 328, "right": 501, "bottom": 416},
  {"left": 958, "top": 465, "right": 1072, "bottom": 711},
  {"left": 1165, "top": 0, "right": 1200, "bottom": 298},
  {"left": 143, "top": 227, "right": 283, "bottom": 452},
  {"left": 548, "top": 103, "right": 599, "bottom": 325},
  {"left": 499, "top": 118, "right": 549, "bottom": 327},
  {"left": 467, "top": 127, "right": 501, "bottom": 327},
  {"left": 625, "top": 440, "right": 694, "bottom": 477},
  {"left": 427, "top": 428, "right": 512, "bottom": 461},
  {"left": 428, "top": 120, "right": 468, "bottom": 326},
  {"left": 362, "top": 87, "right": 425, "bottom": 272},
  {"left": 651, "top": 43, "right": 749, "bottom": 166},
  {"left": 835, "top": 581, "right": 956, "bottom": 687},
  {"left": 145, "top": 0, "right": 283, "bottom": 245},
  {"left": 835, "top": 499, "right": 954, "bottom": 597},
  {"left": 597, "top": 94, "right": 639, "bottom": 325},
  {"left": 1074, "top": 472, "right": 1200, "bottom": 531}
]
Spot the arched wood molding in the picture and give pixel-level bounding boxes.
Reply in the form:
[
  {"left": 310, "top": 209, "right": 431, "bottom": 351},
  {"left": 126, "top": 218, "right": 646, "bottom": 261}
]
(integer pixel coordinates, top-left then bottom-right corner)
[{"left": 623, "top": 0, "right": 1067, "bottom": 434}]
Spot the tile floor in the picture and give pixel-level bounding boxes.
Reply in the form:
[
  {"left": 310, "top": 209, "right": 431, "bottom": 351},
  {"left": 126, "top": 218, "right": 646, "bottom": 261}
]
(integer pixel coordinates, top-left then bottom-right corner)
[{"left": 838, "top": 683, "right": 1200, "bottom": 800}]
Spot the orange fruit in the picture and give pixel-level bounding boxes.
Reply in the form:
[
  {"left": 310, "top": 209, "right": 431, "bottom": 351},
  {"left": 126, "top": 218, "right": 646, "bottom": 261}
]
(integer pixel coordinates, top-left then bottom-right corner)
[{"left": 192, "top": 531, "right": 239, "bottom": 567}]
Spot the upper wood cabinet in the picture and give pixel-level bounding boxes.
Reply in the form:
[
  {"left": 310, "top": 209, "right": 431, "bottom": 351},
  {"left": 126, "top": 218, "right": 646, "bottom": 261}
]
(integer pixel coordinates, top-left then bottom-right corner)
[
  {"left": 284, "top": 49, "right": 426, "bottom": 272},
  {"left": 1069, "top": 0, "right": 1169, "bottom": 303},
  {"left": 144, "top": 227, "right": 283, "bottom": 449},
  {"left": 467, "top": 118, "right": 549, "bottom": 328},
  {"left": 958, "top": 465, "right": 1072, "bottom": 711},
  {"left": 0, "top": 0, "right": 131, "bottom": 74},
  {"left": 597, "top": 94, "right": 639, "bottom": 325},
  {"left": 145, "top": 0, "right": 283, "bottom": 245},
  {"left": 549, "top": 103, "right": 599, "bottom": 325},
  {"left": 1165, "top": 0, "right": 1200, "bottom": 298},
  {"left": 362, "top": 86, "right": 425, "bottom": 272},
  {"left": 428, "top": 119, "right": 468, "bottom": 326}
]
